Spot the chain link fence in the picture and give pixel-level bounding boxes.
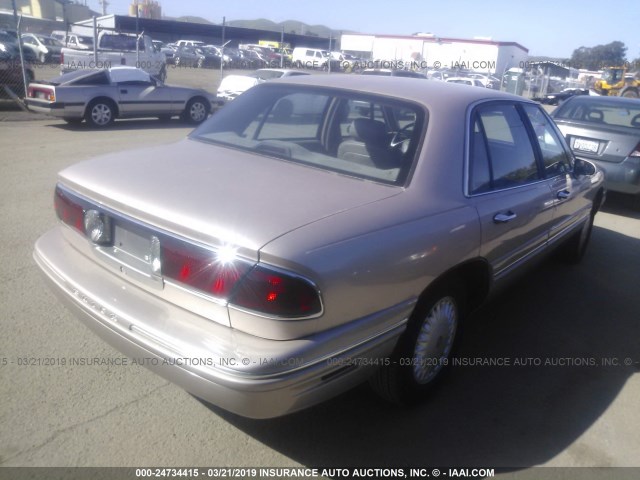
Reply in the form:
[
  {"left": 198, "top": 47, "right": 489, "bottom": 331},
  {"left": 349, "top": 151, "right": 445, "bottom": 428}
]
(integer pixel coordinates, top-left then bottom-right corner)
[{"left": 0, "top": 7, "right": 36, "bottom": 106}]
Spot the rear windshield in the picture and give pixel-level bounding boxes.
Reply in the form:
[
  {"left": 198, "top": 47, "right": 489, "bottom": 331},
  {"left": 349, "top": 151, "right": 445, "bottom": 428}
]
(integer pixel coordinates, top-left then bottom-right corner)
[
  {"left": 48, "top": 69, "right": 102, "bottom": 85},
  {"left": 191, "top": 84, "right": 426, "bottom": 186},
  {"left": 554, "top": 99, "right": 640, "bottom": 129}
]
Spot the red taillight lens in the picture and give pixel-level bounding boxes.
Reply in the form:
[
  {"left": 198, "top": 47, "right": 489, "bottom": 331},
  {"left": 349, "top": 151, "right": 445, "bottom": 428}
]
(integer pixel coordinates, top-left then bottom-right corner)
[
  {"left": 54, "top": 187, "right": 84, "bottom": 232},
  {"left": 160, "top": 238, "right": 252, "bottom": 298},
  {"left": 230, "top": 265, "right": 322, "bottom": 318}
]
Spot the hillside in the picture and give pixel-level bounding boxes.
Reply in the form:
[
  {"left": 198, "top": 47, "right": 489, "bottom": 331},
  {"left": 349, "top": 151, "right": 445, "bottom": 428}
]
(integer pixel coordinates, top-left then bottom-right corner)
[{"left": 225, "top": 18, "right": 345, "bottom": 38}]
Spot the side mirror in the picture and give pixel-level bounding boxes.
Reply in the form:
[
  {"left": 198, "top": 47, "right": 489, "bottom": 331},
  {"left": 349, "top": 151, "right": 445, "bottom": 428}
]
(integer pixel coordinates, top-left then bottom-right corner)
[{"left": 573, "top": 158, "right": 597, "bottom": 177}]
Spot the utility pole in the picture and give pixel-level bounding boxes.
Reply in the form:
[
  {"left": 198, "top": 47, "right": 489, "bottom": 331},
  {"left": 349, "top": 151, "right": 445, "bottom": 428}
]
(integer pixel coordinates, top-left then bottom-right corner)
[{"left": 98, "top": 0, "right": 109, "bottom": 16}]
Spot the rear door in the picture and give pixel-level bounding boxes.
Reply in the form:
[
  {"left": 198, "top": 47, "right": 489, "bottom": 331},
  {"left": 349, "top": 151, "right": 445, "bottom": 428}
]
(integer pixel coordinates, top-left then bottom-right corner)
[
  {"left": 522, "top": 104, "right": 594, "bottom": 243},
  {"left": 468, "top": 102, "right": 556, "bottom": 278}
]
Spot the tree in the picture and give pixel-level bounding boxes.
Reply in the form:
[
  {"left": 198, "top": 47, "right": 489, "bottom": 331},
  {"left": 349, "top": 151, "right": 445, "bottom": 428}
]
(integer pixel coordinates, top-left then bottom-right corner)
[{"left": 570, "top": 41, "right": 627, "bottom": 70}]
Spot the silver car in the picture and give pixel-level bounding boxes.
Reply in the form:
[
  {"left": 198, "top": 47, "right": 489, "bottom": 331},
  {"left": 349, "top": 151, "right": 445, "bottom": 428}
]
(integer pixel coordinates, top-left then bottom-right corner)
[
  {"left": 551, "top": 95, "right": 640, "bottom": 197},
  {"left": 34, "top": 76, "right": 605, "bottom": 418},
  {"left": 26, "top": 66, "right": 220, "bottom": 127}
]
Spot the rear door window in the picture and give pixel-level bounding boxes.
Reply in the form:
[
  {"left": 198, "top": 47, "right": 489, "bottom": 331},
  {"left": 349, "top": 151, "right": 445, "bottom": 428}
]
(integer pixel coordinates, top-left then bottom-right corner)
[{"left": 469, "top": 103, "right": 541, "bottom": 193}]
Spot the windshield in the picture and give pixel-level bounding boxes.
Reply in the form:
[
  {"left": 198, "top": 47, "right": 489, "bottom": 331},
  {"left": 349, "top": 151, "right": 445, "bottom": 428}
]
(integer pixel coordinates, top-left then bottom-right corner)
[
  {"left": 190, "top": 84, "right": 426, "bottom": 186},
  {"left": 39, "top": 36, "right": 60, "bottom": 46},
  {"left": 249, "top": 70, "right": 284, "bottom": 80}
]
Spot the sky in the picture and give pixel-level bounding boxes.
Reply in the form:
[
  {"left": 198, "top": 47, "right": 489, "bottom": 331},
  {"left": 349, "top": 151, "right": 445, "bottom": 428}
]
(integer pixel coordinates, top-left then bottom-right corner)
[{"left": 86, "top": 0, "right": 640, "bottom": 59}]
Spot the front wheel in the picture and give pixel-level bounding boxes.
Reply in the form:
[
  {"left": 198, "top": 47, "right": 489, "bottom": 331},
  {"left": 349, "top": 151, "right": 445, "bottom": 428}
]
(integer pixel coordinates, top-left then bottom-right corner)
[
  {"left": 85, "top": 99, "right": 116, "bottom": 128},
  {"left": 620, "top": 87, "right": 639, "bottom": 98},
  {"left": 370, "top": 283, "right": 464, "bottom": 405},
  {"left": 182, "top": 97, "right": 210, "bottom": 124}
]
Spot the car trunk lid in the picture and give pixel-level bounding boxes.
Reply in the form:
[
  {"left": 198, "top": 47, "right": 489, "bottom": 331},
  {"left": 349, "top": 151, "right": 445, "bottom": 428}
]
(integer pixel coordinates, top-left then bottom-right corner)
[
  {"left": 557, "top": 122, "right": 640, "bottom": 164},
  {"left": 58, "top": 138, "right": 402, "bottom": 259}
]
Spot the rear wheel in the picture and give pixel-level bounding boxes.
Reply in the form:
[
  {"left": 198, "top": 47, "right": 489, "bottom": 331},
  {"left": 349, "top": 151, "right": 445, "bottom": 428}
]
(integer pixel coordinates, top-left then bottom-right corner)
[
  {"left": 370, "top": 282, "right": 464, "bottom": 404},
  {"left": 85, "top": 99, "right": 116, "bottom": 128},
  {"left": 182, "top": 97, "right": 209, "bottom": 124}
]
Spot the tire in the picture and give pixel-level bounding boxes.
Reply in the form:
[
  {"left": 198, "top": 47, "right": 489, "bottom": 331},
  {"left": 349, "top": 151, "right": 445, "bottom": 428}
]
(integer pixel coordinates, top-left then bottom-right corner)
[
  {"left": 620, "top": 87, "right": 639, "bottom": 98},
  {"left": 85, "top": 99, "right": 116, "bottom": 128},
  {"left": 560, "top": 211, "right": 595, "bottom": 264},
  {"left": 175, "top": 56, "right": 181, "bottom": 67},
  {"left": 182, "top": 97, "right": 210, "bottom": 124},
  {"left": 38, "top": 52, "right": 46, "bottom": 63},
  {"left": 370, "top": 282, "right": 465, "bottom": 405}
]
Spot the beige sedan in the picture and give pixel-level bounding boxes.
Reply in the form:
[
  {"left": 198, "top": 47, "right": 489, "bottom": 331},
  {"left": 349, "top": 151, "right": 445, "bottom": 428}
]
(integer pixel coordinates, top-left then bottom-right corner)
[{"left": 34, "top": 75, "right": 605, "bottom": 418}]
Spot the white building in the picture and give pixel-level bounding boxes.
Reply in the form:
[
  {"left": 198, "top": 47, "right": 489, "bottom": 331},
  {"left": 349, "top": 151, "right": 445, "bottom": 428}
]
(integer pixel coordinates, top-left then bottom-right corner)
[{"left": 341, "top": 33, "right": 528, "bottom": 75}]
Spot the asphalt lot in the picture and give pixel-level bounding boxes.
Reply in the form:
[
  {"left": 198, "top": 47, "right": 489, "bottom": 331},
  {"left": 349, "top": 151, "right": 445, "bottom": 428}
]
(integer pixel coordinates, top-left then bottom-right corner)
[{"left": 0, "top": 109, "right": 639, "bottom": 476}]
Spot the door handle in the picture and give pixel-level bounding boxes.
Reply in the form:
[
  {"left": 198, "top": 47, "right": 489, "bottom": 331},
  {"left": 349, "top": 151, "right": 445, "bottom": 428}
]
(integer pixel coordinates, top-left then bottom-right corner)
[
  {"left": 557, "top": 190, "right": 571, "bottom": 200},
  {"left": 493, "top": 211, "right": 517, "bottom": 223},
  {"left": 120, "top": 89, "right": 128, "bottom": 94}
]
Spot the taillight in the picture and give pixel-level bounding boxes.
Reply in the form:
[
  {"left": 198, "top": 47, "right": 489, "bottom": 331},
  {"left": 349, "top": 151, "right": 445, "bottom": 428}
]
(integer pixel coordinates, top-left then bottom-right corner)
[
  {"left": 229, "top": 265, "right": 322, "bottom": 318},
  {"left": 630, "top": 142, "right": 640, "bottom": 157},
  {"left": 160, "top": 237, "right": 253, "bottom": 298},
  {"left": 54, "top": 187, "right": 84, "bottom": 232},
  {"left": 160, "top": 237, "right": 322, "bottom": 317}
]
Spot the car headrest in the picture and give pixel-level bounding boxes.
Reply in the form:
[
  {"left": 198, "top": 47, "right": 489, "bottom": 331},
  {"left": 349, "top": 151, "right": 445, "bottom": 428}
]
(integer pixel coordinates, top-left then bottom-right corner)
[
  {"left": 586, "top": 110, "right": 604, "bottom": 122},
  {"left": 348, "top": 118, "right": 387, "bottom": 145}
]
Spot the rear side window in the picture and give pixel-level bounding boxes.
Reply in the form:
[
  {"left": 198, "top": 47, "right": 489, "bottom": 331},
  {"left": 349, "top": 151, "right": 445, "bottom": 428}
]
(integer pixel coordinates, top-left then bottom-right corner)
[
  {"left": 71, "top": 71, "right": 110, "bottom": 86},
  {"left": 469, "top": 103, "right": 540, "bottom": 194}
]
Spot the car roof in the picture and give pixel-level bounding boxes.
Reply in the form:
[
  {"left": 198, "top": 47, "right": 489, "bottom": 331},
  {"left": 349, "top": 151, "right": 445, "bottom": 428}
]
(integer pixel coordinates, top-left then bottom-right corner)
[{"left": 271, "top": 74, "right": 526, "bottom": 110}]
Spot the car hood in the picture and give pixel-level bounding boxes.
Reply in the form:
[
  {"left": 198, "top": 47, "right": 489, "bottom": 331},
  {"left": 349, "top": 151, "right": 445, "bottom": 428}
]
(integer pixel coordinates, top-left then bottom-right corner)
[
  {"left": 58, "top": 138, "right": 400, "bottom": 257},
  {"left": 217, "top": 74, "right": 259, "bottom": 92}
]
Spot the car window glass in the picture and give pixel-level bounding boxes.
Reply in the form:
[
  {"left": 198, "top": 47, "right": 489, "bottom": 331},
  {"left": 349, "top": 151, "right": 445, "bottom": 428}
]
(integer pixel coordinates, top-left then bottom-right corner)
[
  {"left": 192, "top": 85, "right": 426, "bottom": 186},
  {"left": 554, "top": 99, "right": 640, "bottom": 129},
  {"left": 474, "top": 104, "right": 540, "bottom": 191},
  {"left": 470, "top": 119, "right": 492, "bottom": 194},
  {"left": 522, "top": 104, "right": 571, "bottom": 178},
  {"left": 110, "top": 68, "right": 152, "bottom": 84},
  {"left": 253, "top": 93, "right": 327, "bottom": 140},
  {"left": 71, "top": 71, "right": 110, "bottom": 86}
]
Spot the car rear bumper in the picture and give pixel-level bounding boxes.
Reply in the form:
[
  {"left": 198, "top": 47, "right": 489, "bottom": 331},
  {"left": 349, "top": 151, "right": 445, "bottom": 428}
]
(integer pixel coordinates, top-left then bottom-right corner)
[
  {"left": 25, "top": 99, "right": 64, "bottom": 116},
  {"left": 34, "top": 227, "right": 411, "bottom": 418}
]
